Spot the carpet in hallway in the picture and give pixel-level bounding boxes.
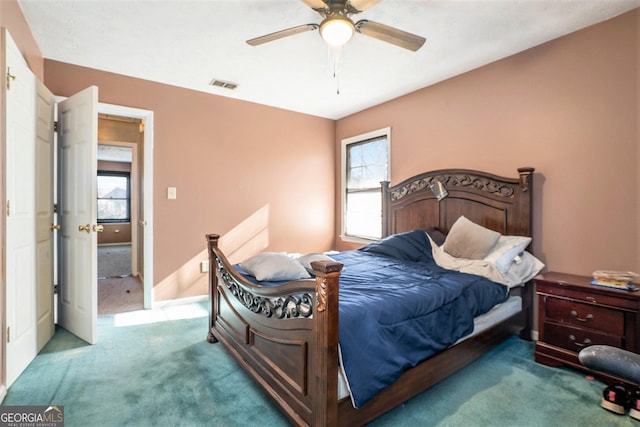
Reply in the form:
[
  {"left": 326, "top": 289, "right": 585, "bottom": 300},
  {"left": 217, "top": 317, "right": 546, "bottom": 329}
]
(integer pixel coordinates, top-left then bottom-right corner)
[
  {"left": 98, "top": 276, "right": 143, "bottom": 315},
  {"left": 98, "top": 244, "right": 131, "bottom": 278}
]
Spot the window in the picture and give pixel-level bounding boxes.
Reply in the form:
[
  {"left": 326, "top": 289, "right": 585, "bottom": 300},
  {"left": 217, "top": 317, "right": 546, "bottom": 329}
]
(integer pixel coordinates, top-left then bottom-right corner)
[
  {"left": 97, "top": 171, "right": 130, "bottom": 222},
  {"left": 342, "top": 128, "right": 390, "bottom": 241}
]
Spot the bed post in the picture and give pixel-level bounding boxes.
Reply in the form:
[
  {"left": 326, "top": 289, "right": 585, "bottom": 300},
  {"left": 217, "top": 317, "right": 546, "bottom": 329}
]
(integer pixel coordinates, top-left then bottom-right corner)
[
  {"left": 516, "top": 167, "right": 535, "bottom": 340},
  {"left": 381, "top": 181, "right": 391, "bottom": 237},
  {"left": 205, "top": 234, "right": 219, "bottom": 344},
  {"left": 311, "top": 260, "right": 343, "bottom": 427}
]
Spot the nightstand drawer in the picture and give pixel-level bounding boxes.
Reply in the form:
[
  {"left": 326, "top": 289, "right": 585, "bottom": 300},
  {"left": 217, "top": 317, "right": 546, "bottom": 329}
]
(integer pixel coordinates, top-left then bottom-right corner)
[
  {"left": 543, "top": 322, "right": 623, "bottom": 352},
  {"left": 544, "top": 297, "right": 624, "bottom": 335}
]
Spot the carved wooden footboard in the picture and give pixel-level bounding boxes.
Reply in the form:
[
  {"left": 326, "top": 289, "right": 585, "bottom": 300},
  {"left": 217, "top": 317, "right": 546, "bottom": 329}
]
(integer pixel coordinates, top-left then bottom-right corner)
[
  {"left": 207, "top": 167, "right": 535, "bottom": 427},
  {"left": 206, "top": 234, "right": 343, "bottom": 426}
]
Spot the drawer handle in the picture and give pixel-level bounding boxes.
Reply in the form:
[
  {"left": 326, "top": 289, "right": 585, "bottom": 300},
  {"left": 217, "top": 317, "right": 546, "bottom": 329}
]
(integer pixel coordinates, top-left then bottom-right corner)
[
  {"left": 570, "top": 310, "right": 594, "bottom": 322},
  {"left": 569, "top": 335, "right": 592, "bottom": 348}
]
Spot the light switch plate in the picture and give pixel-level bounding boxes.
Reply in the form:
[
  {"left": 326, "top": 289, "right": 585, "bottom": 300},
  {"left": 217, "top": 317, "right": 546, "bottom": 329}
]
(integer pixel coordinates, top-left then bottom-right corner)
[
  {"left": 200, "top": 260, "right": 209, "bottom": 273},
  {"left": 167, "top": 187, "right": 177, "bottom": 200}
]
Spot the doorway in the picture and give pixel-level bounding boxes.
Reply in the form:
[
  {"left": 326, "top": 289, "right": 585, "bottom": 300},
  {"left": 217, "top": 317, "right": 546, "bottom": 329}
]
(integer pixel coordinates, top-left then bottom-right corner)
[
  {"left": 96, "top": 138, "right": 141, "bottom": 315},
  {"left": 97, "top": 103, "right": 155, "bottom": 311},
  {"left": 52, "top": 96, "right": 155, "bottom": 336},
  {"left": 52, "top": 100, "right": 154, "bottom": 333}
]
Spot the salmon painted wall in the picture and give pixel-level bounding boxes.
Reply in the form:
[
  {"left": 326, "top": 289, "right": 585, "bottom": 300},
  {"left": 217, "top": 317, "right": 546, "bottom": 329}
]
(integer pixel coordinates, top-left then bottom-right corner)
[
  {"left": 336, "top": 9, "right": 640, "bottom": 277},
  {"left": 44, "top": 62, "right": 336, "bottom": 301},
  {"left": 0, "top": 1, "right": 43, "bottom": 79},
  {"left": 0, "top": 0, "right": 45, "bottom": 394}
]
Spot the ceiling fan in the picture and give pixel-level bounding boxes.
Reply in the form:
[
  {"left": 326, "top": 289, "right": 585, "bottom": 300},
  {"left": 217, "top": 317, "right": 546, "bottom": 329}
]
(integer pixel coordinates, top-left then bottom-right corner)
[{"left": 246, "top": 0, "right": 426, "bottom": 52}]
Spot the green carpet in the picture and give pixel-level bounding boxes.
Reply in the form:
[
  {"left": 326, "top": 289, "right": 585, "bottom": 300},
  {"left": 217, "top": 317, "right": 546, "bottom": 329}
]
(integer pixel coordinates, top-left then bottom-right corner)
[{"left": 2, "top": 304, "right": 636, "bottom": 426}]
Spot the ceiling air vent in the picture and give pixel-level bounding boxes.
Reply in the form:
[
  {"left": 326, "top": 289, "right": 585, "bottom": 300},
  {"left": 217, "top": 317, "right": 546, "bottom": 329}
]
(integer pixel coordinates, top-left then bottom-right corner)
[{"left": 209, "top": 79, "right": 238, "bottom": 90}]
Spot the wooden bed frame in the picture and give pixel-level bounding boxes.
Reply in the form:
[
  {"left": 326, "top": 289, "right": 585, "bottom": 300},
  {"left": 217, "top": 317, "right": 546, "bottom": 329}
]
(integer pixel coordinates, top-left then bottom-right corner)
[{"left": 206, "top": 167, "right": 535, "bottom": 426}]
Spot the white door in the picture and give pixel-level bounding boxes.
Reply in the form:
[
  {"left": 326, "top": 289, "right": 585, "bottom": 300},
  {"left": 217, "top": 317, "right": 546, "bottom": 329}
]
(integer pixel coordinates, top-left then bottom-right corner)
[
  {"left": 35, "top": 79, "right": 56, "bottom": 351},
  {"left": 4, "top": 28, "right": 40, "bottom": 387},
  {"left": 4, "top": 28, "right": 99, "bottom": 387},
  {"left": 57, "top": 86, "right": 99, "bottom": 345}
]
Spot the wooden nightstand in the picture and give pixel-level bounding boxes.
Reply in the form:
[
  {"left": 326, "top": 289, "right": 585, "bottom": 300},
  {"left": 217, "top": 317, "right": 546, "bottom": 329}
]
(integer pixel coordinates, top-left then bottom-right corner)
[{"left": 535, "top": 272, "right": 640, "bottom": 386}]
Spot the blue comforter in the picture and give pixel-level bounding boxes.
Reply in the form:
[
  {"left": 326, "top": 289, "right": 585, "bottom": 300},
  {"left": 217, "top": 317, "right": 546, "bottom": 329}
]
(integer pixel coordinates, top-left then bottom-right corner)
[
  {"left": 237, "top": 230, "right": 508, "bottom": 408},
  {"left": 332, "top": 230, "right": 507, "bottom": 407}
]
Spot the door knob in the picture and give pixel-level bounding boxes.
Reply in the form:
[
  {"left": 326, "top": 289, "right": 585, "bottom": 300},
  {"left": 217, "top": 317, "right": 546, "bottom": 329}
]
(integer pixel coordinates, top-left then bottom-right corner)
[
  {"left": 50, "top": 224, "right": 61, "bottom": 231},
  {"left": 93, "top": 224, "right": 104, "bottom": 233},
  {"left": 78, "top": 224, "right": 91, "bottom": 233}
]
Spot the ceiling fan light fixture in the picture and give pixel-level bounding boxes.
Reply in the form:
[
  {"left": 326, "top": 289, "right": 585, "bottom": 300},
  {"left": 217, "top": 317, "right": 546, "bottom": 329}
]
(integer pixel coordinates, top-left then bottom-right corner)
[{"left": 320, "top": 16, "right": 354, "bottom": 46}]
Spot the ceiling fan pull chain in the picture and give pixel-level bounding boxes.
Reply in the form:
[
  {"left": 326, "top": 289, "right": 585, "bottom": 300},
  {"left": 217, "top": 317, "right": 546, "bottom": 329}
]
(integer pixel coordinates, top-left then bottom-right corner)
[{"left": 327, "top": 45, "right": 343, "bottom": 94}]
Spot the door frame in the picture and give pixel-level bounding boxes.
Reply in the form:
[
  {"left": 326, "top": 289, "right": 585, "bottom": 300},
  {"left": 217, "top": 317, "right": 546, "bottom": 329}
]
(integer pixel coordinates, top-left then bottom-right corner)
[{"left": 97, "top": 103, "right": 154, "bottom": 309}]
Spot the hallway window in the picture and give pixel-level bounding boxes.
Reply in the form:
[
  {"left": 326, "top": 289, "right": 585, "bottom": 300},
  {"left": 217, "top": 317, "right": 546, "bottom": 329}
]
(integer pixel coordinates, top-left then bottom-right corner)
[{"left": 97, "top": 171, "right": 130, "bottom": 222}]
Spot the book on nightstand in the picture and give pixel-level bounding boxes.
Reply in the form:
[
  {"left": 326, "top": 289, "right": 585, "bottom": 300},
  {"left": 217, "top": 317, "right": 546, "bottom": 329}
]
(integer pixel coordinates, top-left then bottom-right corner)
[{"left": 591, "top": 270, "right": 639, "bottom": 291}]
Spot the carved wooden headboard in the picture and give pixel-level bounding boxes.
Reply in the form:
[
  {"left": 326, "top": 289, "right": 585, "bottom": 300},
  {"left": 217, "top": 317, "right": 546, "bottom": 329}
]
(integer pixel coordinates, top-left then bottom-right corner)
[{"left": 381, "top": 167, "right": 534, "bottom": 238}]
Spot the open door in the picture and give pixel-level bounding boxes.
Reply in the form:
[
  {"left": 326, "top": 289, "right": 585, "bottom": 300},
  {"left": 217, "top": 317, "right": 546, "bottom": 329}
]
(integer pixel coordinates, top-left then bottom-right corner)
[
  {"left": 4, "top": 28, "right": 55, "bottom": 388},
  {"left": 56, "top": 86, "right": 99, "bottom": 345},
  {"left": 35, "top": 79, "right": 56, "bottom": 351}
]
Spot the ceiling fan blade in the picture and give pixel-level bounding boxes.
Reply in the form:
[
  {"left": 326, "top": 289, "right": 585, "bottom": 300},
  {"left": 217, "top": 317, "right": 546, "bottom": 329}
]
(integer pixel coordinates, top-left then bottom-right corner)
[
  {"left": 246, "top": 24, "right": 320, "bottom": 46},
  {"left": 347, "top": 0, "right": 382, "bottom": 13},
  {"left": 299, "top": 0, "right": 329, "bottom": 12},
  {"left": 355, "top": 20, "right": 426, "bottom": 51}
]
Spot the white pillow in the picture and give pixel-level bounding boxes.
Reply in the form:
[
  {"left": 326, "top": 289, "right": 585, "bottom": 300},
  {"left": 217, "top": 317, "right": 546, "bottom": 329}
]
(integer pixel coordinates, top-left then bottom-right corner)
[
  {"left": 443, "top": 215, "right": 501, "bottom": 260},
  {"left": 240, "top": 252, "right": 311, "bottom": 281},
  {"left": 297, "top": 253, "right": 336, "bottom": 274},
  {"left": 483, "top": 235, "right": 532, "bottom": 274},
  {"left": 502, "top": 252, "right": 545, "bottom": 287}
]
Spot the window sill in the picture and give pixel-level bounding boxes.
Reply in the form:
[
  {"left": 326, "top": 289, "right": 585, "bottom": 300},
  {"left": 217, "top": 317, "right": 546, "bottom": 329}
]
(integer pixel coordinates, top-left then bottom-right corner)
[{"left": 339, "top": 234, "right": 378, "bottom": 245}]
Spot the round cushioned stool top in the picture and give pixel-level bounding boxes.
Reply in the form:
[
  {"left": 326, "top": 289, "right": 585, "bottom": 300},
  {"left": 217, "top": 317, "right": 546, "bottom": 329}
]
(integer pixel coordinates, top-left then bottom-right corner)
[{"left": 579, "top": 345, "right": 640, "bottom": 384}]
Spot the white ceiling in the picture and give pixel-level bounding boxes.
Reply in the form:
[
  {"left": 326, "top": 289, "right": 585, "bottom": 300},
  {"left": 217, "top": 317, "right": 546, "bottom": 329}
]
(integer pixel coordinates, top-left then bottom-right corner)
[{"left": 18, "top": 0, "right": 640, "bottom": 120}]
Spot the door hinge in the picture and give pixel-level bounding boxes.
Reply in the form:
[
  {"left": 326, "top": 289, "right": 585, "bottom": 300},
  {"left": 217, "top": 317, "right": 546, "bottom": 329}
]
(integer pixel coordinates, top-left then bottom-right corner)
[
  {"left": 6, "top": 327, "right": 10, "bottom": 343},
  {"left": 6, "top": 66, "right": 16, "bottom": 90},
  {"left": 6, "top": 200, "right": 10, "bottom": 217},
  {"left": 54, "top": 284, "right": 59, "bottom": 294},
  {"left": 54, "top": 121, "right": 59, "bottom": 133}
]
